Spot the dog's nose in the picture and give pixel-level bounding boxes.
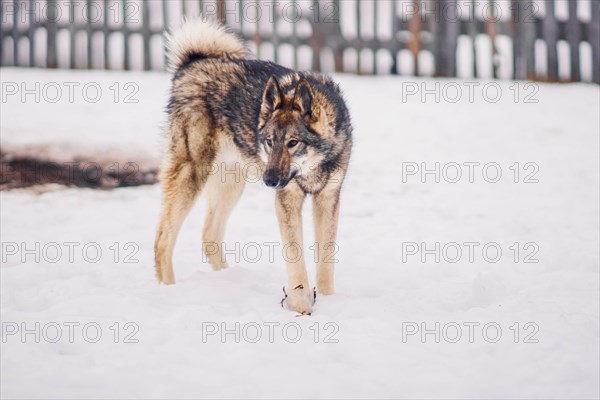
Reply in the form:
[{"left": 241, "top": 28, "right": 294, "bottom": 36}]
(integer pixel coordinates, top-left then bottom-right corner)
[{"left": 263, "top": 169, "right": 280, "bottom": 188}]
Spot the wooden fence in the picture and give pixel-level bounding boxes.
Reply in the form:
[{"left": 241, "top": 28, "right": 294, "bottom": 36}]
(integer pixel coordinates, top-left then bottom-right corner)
[{"left": 1, "top": 0, "right": 599, "bottom": 83}]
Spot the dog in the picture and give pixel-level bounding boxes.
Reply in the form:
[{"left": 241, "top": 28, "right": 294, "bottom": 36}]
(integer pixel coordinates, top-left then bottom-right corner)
[{"left": 154, "top": 18, "right": 353, "bottom": 315}]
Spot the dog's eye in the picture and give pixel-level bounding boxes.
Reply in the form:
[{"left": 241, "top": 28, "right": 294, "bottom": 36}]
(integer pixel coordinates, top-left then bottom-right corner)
[
  {"left": 287, "top": 140, "right": 299, "bottom": 148},
  {"left": 266, "top": 139, "right": 272, "bottom": 147}
]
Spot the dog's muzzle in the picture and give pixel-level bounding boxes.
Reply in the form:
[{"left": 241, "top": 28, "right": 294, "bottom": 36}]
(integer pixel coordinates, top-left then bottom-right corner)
[{"left": 263, "top": 169, "right": 297, "bottom": 190}]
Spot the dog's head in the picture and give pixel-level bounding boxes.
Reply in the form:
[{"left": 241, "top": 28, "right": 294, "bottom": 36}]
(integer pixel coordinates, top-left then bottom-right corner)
[{"left": 257, "top": 76, "right": 331, "bottom": 190}]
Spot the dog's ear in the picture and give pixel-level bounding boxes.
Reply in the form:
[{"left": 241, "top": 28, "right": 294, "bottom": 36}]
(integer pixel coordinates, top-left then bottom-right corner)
[
  {"left": 293, "top": 78, "right": 328, "bottom": 135},
  {"left": 259, "top": 76, "right": 284, "bottom": 129},
  {"left": 293, "top": 78, "right": 314, "bottom": 117}
]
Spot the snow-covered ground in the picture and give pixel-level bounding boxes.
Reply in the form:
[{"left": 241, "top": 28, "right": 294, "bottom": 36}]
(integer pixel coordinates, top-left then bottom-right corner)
[{"left": 1, "top": 68, "right": 599, "bottom": 399}]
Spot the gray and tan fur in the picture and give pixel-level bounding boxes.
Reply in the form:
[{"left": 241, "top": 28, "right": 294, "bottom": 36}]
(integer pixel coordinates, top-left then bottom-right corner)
[{"left": 155, "top": 18, "right": 353, "bottom": 314}]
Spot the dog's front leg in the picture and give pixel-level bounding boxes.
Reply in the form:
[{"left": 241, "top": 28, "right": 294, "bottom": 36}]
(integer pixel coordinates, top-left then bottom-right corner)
[{"left": 275, "top": 182, "right": 313, "bottom": 314}]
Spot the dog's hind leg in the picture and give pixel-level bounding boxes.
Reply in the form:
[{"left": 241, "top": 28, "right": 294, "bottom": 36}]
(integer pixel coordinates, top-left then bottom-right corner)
[
  {"left": 201, "top": 147, "right": 246, "bottom": 270},
  {"left": 154, "top": 161, "right": 201, "bottom": 284},
  {"left": 154, "top": 123, "right": 216, "bottom": 284}
]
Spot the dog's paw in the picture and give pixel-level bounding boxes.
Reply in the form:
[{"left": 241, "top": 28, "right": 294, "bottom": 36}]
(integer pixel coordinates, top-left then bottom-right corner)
[{"left": 280, "top": 284, "right": 316, "bottom": 316}]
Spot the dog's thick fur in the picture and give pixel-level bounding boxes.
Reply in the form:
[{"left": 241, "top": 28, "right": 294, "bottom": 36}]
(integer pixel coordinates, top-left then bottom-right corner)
[{"left": 155, "top": 18, "right": 353, "bottom": 314}]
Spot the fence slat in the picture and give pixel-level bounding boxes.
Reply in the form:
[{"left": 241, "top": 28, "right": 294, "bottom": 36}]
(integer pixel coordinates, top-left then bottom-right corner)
[
  {"left": 27, "top": 0, "right": 35, "bottom": 66},
  {"left": 47, "top": 0, "right": 58, "bottom": 68},
  {"left": 566, "top": 0, "right": 580, "bottom": 81},
  {"left": 103, "top": 0, "right": 110, "bottom": 69},
  {"left": 543, "top": 0, "right": 558, "bottom": 81},
  {"left": 372, "top": 0, "right": 377, "bottom": 73},
  {"left": 142, "top": 0, "right": 151, "bottom": 70},
  {"left": 123, "top": 0, "right": 130, "bottom": 69},
  {"left": 486, "top": 0, "right": 499, "bottom": 79},
  {"left": 13, "top": 0, "right": 20, "bottom": 66},
  {"left": 291, "top": 0, "right": 298, "bottom": 70},
  {"left": 470, "top": 0, "right": 478, "bottom": 78},
  {"left": 591, "top": 0, "right": 600, "bottom": 83},
  {"left": 86, "top": 0, "right": 93, "bottom": 68},
  {"left": 69, "top": 0, "right": 76, "bottom": 68},
  {"left": 439, "top": 0, "right": 459, "bottom": 77},
  {"left": 356, "top": 0, "right": 361, "bottom": 73},
  {"left": 390, "top": 0, "right": 399, "bottom": 74},
  {"left": 162, "top": 0, "right": 169, "bottom": 68}
]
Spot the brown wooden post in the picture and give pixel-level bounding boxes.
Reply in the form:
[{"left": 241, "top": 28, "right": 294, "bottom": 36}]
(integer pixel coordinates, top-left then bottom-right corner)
[
  {"left": 408, "top": 0, "right": 421, "bottom": 76},
  {"left": 217, "top": 0, "right": 226, "bottom": 24},
  {"left": 332, "top": 0, "right": 343, "bottom": 73}
]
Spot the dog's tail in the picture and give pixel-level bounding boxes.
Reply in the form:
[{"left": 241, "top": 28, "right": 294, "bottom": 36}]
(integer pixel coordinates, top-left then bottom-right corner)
[{"left": 165, "top": 17, "right": 246, "bottom": 72}]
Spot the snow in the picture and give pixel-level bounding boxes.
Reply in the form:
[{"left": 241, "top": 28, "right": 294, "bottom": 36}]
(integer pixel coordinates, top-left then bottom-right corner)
[{"left": 1, "top": 68, "right": 599, "bottom": 399}]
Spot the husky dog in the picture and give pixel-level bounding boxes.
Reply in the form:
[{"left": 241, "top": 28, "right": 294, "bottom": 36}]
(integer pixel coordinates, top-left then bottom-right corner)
[{"left": 154, "top": 18, "right": 353, "bottom": 314}]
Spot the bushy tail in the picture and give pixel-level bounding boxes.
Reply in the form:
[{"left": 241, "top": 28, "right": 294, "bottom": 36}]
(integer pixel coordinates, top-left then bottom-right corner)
[{"left": 165, "top": 17, "right": 246, "bottom": 72}]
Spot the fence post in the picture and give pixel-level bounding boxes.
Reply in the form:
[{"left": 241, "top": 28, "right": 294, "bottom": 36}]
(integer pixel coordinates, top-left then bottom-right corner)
[
  {"left": 566, "top": 0, "right": 580, "bottom": 81},
  {"left": 142, "top": 0, "right": 151, "bottom": 70},
  {"left": 86, "top": 0, "right": 93, "bottom": 68},
  {"left": 123, "top": 0, "right": 130, "bottom": 69},
  {"left": 591, "top": 0, "right": 600, "bottom": 83},
  {"left": 438, "top": 0, "right": 458, "bottom": 77},
  {"left": 12, "top": 0, "right": 19, "bottom": 65},
  {"left": 408, "top": 0, "right": 421, "bottom": 76},
  {"left": 47, "top": 0, "right": 58, "bottom": 68},
  {"left": 69, "top": 0, "right": 76, "bottom": 68},
  {"left": 469, "top": 0, "right": 478, "bottom": 78},
  {"left": 27, "top": 0, "right": 35, "bottom": 66},
  {"left": 512, "top": 0, "right": 537, "bottom": 80},
  {"left": 542, "top": 0, "right": 558, "bottom": 81},
  {"left": 103, "top": 0, "right": 110, "bottom": 69}
]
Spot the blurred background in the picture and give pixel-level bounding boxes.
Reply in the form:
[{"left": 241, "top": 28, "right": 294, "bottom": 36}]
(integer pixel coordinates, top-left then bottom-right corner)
[{"left": 1, "top": 0, "right": 599, "bottom": 83}]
